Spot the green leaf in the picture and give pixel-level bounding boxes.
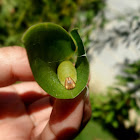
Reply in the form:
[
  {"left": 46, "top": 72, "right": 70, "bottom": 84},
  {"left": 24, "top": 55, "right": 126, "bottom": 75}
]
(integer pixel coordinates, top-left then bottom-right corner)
[
  {"left": 112, "top": 121, "right": 119, "bottom": 128},
  {"left": 116, "top": 100, "right": 125, "bottom": 110},
  {"left": 22, "top": 23, "right": 89, "bottom": 99},
  {"left": 92, "top": 111, "right": 102, "bottom": 118},
  {"left": 105, "top": 111, "right": 115, "bottom": 123}
]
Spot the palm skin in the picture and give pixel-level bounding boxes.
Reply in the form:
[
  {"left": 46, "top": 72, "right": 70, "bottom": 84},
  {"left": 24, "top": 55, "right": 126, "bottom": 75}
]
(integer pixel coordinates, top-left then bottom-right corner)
[{"left": 0, "top": 47, "right": 91, "bottom": 140}]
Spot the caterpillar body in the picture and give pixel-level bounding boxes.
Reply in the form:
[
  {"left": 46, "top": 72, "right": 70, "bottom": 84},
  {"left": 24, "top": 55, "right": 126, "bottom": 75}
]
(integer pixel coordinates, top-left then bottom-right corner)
[{"left": 57, "top": 61, "right": 77, "bottom": 90}]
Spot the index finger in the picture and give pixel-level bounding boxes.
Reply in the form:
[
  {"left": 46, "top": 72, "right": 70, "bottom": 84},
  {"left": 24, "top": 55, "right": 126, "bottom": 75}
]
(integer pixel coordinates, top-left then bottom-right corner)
[{"left": 0, "top": 46, "right": 34, "bottom": 87}]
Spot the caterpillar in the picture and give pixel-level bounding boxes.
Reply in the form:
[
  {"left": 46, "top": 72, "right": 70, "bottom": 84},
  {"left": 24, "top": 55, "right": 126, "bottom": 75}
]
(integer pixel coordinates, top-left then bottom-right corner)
[{"left": 57, "top": 61, "right": 77, "bottom": 90}]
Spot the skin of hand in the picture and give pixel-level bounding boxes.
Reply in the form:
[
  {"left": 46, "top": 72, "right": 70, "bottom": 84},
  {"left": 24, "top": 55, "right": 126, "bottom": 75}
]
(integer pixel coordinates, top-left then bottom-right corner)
[{"left": 0, "top": 46, "right": 91, "bottom": 140}]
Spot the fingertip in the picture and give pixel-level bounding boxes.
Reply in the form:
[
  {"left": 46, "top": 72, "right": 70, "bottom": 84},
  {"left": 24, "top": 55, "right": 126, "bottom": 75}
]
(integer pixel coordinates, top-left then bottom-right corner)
[
  {"left": 0, "top": 46, "right": 34, "bottom": 87},
  {"left": 40, "top": 88, "right": 88, "bottom": 140}
]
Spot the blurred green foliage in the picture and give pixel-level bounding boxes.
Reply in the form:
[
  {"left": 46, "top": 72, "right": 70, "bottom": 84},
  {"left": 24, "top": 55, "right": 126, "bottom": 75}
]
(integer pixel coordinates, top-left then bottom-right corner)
[
  {"left": 0, "top": 0, "right": 105, "bottom": 47},
  {"left": 116, "top": 60, "right": 140, "bottom": 90},
  {"left": 90, "top": 60, "right": 140, "bottom": 139}
]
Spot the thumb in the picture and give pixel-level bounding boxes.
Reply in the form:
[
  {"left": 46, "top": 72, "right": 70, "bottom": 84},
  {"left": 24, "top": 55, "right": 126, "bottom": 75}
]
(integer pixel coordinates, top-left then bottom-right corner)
[{"left": 39, "top": 88, "right": 89, "bottom": 140}]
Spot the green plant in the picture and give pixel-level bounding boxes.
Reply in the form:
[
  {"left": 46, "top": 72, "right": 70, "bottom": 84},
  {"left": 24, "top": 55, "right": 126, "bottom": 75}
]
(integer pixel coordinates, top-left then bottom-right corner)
[
  {"left": 22, "top": 22, "right": 89, "bottom": 99},
  {"left": 0, "top": 0, "right": 105, "bottom": 47},
  {"left": 0, "top": 0, "right": 78, "bottom": 46},
  {"left": 91, "top": 92, "right": 135, "bottom": 128},
  {"left": 90, "top": 60, "right": 140, "bottom": 139}
]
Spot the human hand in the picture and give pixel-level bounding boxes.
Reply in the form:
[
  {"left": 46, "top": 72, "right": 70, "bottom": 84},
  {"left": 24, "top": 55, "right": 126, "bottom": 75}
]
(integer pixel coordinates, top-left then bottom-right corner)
[{"left": 0, "top": 46, "right": 91, "bottom": 140}]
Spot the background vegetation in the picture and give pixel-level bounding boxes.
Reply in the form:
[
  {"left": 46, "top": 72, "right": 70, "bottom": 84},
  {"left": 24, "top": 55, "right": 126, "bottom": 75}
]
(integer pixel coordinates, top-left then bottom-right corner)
[
  {"left": 0, "top": 0, "right": 104, "bottom": 47},
  {"left": 0, "top": 0, "right": 140, "bottom": 139}
]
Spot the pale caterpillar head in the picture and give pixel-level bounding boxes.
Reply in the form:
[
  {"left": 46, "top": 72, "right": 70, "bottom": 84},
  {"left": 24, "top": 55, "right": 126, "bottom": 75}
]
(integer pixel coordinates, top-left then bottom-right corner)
[{"left": 65, "top": 77, "right": 76, "bottom": 90}]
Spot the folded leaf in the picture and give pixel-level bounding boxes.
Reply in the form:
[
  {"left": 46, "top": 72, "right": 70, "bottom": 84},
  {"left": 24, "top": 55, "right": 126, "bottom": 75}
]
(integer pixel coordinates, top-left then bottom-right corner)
[{"left": 22, "top": 23, "right": 89, "bottom": 99}]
